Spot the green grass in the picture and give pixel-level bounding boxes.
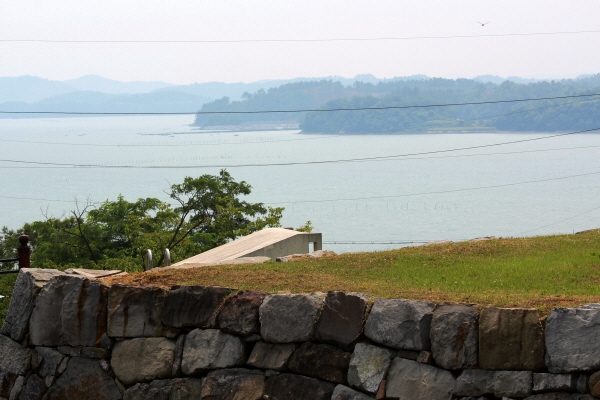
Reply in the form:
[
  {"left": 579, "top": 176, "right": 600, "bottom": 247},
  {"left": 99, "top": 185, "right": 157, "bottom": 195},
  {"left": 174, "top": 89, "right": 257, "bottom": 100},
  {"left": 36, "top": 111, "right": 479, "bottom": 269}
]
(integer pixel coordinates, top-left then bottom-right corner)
[
  {"left": 1, "top": 231, "right": 600, "bottom": 327},
  {"left": 0, "top": 273, "right": 17, "bottom": 328},
  {"left": 104, "top": 229, "right": 600, "bottom": 314}
]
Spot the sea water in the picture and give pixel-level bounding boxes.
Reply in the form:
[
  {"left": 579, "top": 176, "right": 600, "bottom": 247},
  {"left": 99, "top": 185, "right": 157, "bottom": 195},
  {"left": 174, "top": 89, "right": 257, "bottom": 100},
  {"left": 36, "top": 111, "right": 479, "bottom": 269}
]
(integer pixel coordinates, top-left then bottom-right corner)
[{"left": 1, "top": 115, "right": 599, "bottom": 254}]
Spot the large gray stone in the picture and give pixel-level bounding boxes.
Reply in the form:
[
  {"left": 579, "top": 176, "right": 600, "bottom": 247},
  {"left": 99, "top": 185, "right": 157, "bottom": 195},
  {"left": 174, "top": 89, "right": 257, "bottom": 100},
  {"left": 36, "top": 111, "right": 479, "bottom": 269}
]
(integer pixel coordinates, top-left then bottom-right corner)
[
  {"left": 386, "top": 357, "right": 455, "bottom": 400},
  {"left": 265, "top": 373, "right": 336, "bottom": 400},
  {"left": 63, "top": 268, "right": 124, "bottom": 279},
  {"left": 29, "top": 275, "right": 108, "bottom": 347},
  {"left": 162, "top": 285, "right": 235, "bottom": 329},
  {"left": 217, "top": 290, "right": 265, "bottom": 336},
  {"left": 453, "top": 370, "right": 496, "bottom": 397},
  {"left": 29, "top": 275, "right": 81, "bottom": 346},
  {"left": 533, "top": 373, "right": 588, "bottom": 394},
  {"left": 493, "top": 370, "right": 534, "bottom": 397},
  {"left": 246, "top": 342, "right": 296, "bottom": 371},
  {"left": 0, "top": 334, "right": 31, "bottom": 375},
  {"left": 288, "top": 342, "right": 351, "bottom": 384},
  {"left": 479, "top": 308, "right": 545, "bottom": 371},
  {"left": 454, "top": 369, "right": 533, "bottom": 398},
  {"left": 46, "top": 357, "right": 121, "bottom": 400},
  {"left": 181, "top": 329, "right": 245, "bottom": 375},
  {"left": 0, "top": 371, "right": 17, "bottom": 399},
  {"left": 34, "top": 347, "right": 65, "bottom": 378},
  {"left": 259, "top": 293, "right": 324, "bottom": 343},
  {"left": 315, "top": 292, "right": 370, "bottom": 348},
  {"left": 172, "top": 334, "right": 185, "bottom": 377},
  {"left": 123, "top": 378, "right": 204, "bottom": 400},
  {"left": 124, "top": 380, "right": 172, "bottom": 400},
  {"left": 545, "top": 304, "right": 600, "bottom": 373},
  {"left": 331, "top": 385, "right": 375, "bottom": 400},
  {"left": 347, "top": 343, "right": 395, "bottom": 394},
  {"left": 458, "top": 397, "right": 493, "bottom": 400},
  {"left": 1, "top": 269, "right": 63, "bottom": 341},
  {"left": 170, "top": 378, "right": 205, "bottom": 400},
  {"left": 107, "top": 284, "right": 167, "bottom": 338},
  {"left": 111, "top": 337, "right": 176, "bottom": 385},
  {"left": 9, "top": 375, "right": 25, "bottom": 400},
  {"left": 17, "top": 374, "right": 46, "bottom": 400},
  {"left": 589, "top": 370, "right": 600, "bottom": 397},
  {"left": 364, "top": 298, "right": 436, "bottom": 351},
  {"left": 61, "top": 279, "right": 109, "bottom": 347},
  {"left": 523, "top": 395, "right": 596, "bottom": 400},
  {"left": 430, "top": 303, "right": 478, "bottom": 370},
  {"left": 201, "top": 368, "right": 265, "bottom": 400}
]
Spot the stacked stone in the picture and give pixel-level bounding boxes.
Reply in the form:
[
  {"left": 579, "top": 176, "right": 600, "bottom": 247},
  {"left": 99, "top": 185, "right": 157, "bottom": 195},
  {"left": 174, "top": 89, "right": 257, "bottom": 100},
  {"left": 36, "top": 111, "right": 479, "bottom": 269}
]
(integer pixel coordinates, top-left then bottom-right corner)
[{"left": 1, "top": 269, "right": 600, "bottom": 400}]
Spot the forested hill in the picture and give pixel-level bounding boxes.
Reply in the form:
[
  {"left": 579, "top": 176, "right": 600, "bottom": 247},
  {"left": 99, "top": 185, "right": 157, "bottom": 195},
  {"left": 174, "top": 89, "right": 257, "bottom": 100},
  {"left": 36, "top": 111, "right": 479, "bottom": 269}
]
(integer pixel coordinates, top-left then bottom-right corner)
[
  {"left": 194, "top": 75, "right": 600, "bottom": 133},
  {"left": 194, "top": 80, "right": 352, "bottom": 127}
]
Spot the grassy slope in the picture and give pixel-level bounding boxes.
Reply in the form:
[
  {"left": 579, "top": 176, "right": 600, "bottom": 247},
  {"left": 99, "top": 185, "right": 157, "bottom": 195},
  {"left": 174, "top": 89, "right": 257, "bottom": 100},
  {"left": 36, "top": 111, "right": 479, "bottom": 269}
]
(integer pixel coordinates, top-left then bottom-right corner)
[
  {"left": 103, "top": 230, "right": 600, "bottom": 314},
  {"left": 1, "top": 231, "right": 599, "bottom": 327}
]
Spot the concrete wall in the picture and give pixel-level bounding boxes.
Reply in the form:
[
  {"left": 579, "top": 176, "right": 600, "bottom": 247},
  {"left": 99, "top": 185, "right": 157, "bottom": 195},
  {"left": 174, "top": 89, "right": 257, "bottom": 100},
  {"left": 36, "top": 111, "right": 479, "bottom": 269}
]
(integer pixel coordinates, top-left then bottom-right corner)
[
  {"left": 244, "top": 232, "right": 322, "bottom": 260},
  {"left": 1, "top": 268, "right": 599, "bottom": 400}
]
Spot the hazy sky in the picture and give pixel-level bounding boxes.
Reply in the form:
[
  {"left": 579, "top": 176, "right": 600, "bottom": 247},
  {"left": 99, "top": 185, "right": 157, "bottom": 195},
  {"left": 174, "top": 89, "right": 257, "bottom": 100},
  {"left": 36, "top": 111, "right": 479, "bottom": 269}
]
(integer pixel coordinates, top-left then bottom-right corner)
[{"left": 1, "top": 1, "right": 600, "bottom": 84}]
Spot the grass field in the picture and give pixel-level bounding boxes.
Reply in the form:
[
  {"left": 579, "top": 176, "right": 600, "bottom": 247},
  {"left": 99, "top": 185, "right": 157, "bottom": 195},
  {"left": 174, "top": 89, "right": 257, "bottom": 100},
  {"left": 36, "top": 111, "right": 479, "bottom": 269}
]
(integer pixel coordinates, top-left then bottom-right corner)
[
  {"left": 103, "top": 229, "right": 600, "bottom": 315},
  {"left": 1, "top": 230, "right": 600, "bottom": 327}
]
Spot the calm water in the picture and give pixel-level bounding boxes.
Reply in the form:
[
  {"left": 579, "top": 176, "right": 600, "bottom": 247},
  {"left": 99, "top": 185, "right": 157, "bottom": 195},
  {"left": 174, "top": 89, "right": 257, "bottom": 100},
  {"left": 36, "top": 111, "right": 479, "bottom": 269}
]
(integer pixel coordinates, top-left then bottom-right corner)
[{"left": 1, "top": 115, "right": 600, "bottom": 254}]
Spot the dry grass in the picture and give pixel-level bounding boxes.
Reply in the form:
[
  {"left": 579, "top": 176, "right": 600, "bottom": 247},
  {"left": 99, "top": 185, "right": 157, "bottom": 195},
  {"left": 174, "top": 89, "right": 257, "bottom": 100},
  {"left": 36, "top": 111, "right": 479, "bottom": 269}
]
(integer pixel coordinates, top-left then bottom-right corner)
[{"left": 101, "top": 230, "right": 600, "bottom": 315}]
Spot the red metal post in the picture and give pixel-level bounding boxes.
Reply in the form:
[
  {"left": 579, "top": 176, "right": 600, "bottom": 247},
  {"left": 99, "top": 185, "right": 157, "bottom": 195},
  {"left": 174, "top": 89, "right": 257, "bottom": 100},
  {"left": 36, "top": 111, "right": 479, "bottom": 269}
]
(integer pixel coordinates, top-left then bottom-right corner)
[{"left": 17, "top": 234, "right": 31, "bottom": 270}]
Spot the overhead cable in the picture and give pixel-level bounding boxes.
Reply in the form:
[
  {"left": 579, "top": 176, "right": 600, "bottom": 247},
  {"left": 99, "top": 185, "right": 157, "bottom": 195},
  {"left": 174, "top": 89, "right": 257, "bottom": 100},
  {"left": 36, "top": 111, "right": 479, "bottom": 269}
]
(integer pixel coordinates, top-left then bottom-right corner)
[
  {"left": 1, "top": 143, "right": 600, "bottom": 170},
  {"left": 4, "top": 171, "right": 599, "bottom": 205},
  {"left": 323, "top": 241, "right": 430, "bottom": 244},
  {"left": 1, "top": 127, "right": 598, "bottom": 169},
  {"left": 2, "top": 29, "right": 600, "bottom": 43},
  {"left": 0, "top": 134, "right": 334, "bottom": 147},
  {"left": 270, "top": 170, "right": 600, "bottom": 204},
  {"left": 0, "top": 195, "right": 90, "bottom": 203},
  {"left": 2, "top": 96, "right": 597, "bottom": 147},
  {"left": 520, "top": 205, "right": 600, "bottom": 235}
]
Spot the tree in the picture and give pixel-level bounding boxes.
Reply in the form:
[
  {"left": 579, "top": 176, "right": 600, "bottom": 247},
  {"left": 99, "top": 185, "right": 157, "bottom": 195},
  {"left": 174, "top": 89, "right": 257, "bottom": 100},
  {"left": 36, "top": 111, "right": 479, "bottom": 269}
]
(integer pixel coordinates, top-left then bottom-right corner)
[{"left": 0, "top": 170, "right": 284, "bottom": 271}]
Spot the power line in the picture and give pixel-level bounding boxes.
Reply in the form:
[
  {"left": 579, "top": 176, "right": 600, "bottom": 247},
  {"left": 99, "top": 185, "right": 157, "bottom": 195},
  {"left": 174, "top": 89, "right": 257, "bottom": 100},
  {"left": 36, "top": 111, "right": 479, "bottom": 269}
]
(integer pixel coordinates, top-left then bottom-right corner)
[
  {"left": 2, "top": 96, "right": 597, "bottom": 148},
  {"left": 0, "top": 134, "right": 335, "bottom": 148},
  {"left": 383, "top": 144, "right": 600, "bottom": 162},
  {"left": 2, "top": 143, "right": 600, "bottom": 170},
  {"left": 323, "top": 240, "right": 431, "bottom": 245},
  {"left": 520, "top": 205, "right": 600, "bottom": 235},
  {"left": 0, "top": 195, "right": 83, "bottom": 203},
  {"left": 338, "top": 96, "right": 600, "bottom": 136},
  {"left": 4, "top": 171, "right": 598, "bottom": 207},
  {"left": 270, "top": 170, "right": 600, "bottom": 204},
  {"left": 2, "top": 29, "right": 600, "bottom": 44},
  {"left": 2, "top": 93, "right": 600, "bottom": 116},
  {"left": 1, "top": 128, "right": 597, "bottom": 169}
]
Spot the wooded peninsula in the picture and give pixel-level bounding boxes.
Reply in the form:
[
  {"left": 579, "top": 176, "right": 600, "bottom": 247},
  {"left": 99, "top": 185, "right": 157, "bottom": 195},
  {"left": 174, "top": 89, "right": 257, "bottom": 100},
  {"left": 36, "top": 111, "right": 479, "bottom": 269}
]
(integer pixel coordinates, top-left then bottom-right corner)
[{"left": 193, "top": 75, "right": 600, "bottom": 133}]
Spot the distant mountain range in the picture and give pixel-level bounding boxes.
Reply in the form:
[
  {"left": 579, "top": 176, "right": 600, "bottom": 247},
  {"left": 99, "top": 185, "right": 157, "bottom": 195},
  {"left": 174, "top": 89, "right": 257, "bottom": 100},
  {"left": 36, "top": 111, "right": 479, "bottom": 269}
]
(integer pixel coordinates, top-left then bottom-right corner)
[
  {"left": 0, "top": 90, "right": 213, "bottom": 117},
  {"left": 0, "top": 75, "right": 176, "bottom": 103},
  {"left": 0, "top": 73, "right": 594, "bottom": 119}
]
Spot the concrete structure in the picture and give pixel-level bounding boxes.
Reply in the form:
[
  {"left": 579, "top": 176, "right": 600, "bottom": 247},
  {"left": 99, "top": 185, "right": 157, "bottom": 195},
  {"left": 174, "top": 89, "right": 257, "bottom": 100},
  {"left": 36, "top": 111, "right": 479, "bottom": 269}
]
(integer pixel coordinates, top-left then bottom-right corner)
[{"left": 171, "top": 228, "right": 322, "bottom": 267}]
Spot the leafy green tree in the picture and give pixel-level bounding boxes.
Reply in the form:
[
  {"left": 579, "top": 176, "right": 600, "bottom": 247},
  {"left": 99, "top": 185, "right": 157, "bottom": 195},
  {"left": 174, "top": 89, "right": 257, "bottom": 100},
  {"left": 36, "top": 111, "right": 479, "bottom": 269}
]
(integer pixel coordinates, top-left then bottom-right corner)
[
  {"left": 296, "top": 221, "right": 314, "bottom": 233},
  {"left": 0, "top": 170, "right": 284, "bottom": 271}
]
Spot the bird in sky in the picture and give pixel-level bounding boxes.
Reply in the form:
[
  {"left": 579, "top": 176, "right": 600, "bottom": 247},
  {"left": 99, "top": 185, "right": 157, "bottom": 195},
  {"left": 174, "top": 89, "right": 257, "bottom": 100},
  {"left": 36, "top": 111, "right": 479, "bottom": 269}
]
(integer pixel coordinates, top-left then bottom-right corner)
[{"left": 477, "top": 21, "right": 490, "bottom": 26}]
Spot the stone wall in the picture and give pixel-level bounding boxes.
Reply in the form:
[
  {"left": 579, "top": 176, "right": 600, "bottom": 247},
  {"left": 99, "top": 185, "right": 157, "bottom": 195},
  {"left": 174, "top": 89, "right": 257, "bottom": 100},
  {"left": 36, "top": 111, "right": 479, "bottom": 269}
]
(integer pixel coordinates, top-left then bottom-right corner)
[{"left": 1, "top": 268, "right": 600, "bottom": 400}]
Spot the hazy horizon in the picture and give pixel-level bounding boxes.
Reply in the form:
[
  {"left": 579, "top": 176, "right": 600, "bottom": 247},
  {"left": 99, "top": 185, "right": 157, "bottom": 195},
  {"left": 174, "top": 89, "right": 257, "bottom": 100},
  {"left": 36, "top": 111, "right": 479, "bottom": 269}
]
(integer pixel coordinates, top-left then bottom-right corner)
[
  {"left": 0, "top": 72, "right": 595, "bottom": 87},
  {"left": 1, "top": 1, "right": 600, "bottom": 84}
]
